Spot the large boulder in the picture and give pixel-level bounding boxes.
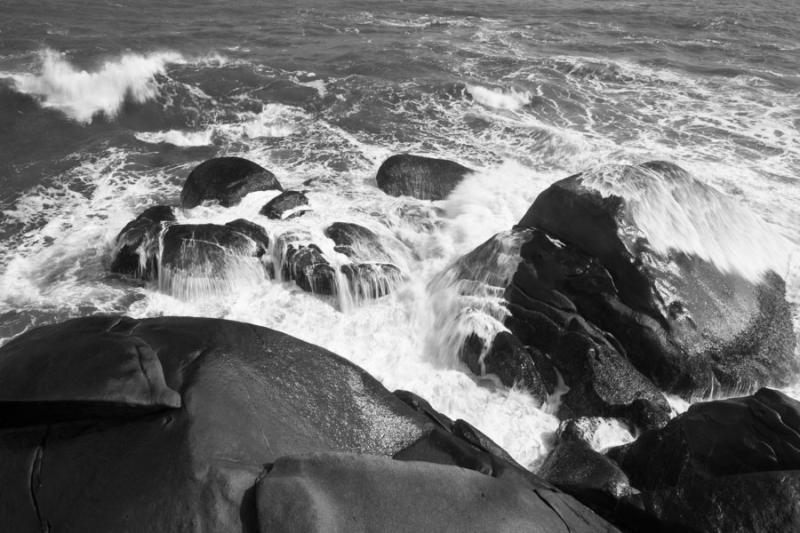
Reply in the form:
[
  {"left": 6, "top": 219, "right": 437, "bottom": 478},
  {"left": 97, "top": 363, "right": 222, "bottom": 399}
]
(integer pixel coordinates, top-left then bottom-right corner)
[
  {"left": 606, "top": 388, "right": 800, "bottom": 532},
  {"left": 258, "top": 453, "right": 617, "bottom": 533},
  {"left": 376, "top": 153, "right": 473, "bottom": 200},
  {"left": 439, "top": 229, "right": 670, "bottom": 429},
  {"left": 518, "top": 161, "right": 797, "bottom": 396},
  {"left": 109, "top": 205, "right": 175, "bottom": 279},
  {"left": 159, "top": 220, "right": 270, "bottom": 297},
  {"left": 180, "top": 156, "right": 283, "bottom": 208},
  {"left": 0, "top": 316, "right": 617, "bottom": 532}
]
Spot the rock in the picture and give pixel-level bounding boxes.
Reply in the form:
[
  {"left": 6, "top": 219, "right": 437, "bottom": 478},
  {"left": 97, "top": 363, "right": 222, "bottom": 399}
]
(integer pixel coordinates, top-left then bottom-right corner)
[
  {"left": 376, "top": 153, "right": 473, "bottom": 200},
  {"left": 325, "top": 221, "right": 390, "bottom": 262},
  {"left": 180, "top": 156, "right": 283, "bottom": 208},
  {"left": 161, "top": 222, "right": 268, "bottom": 273},
  {"left": 0, "top": 316, "right": 430, "bottom": 532},
  {"left": 0, "top": 316, "right": 617, "bottom": 532},
  {"left": 340, "top": 263, "right": 403, "bottom": 299},
  {"left": 275, "top": 233, "right": 336, "bottom": 295},
  {"left": 507, "top": 229, "right": 671, "bottom": 429},
  {"left": 257, "top": 453, "right": 619, "bottom": 533},
  {"left": 440, "top": 229, "right": 670, "bottom": 430},
  {"left": 518, "top": 161, "right": 797, "bottom": 396},
  {"left": 159, "top": 222, "right": 270, "bottom": 298},
  {"left": 639, "top": 471, "right": 800, "bottom": 533},
  {"left": 259, "top": 190, "right": 309, "bottom": 220},
  {"left": 463, "top": 331, "right": 550, "bottom": 403},
  {"left": 0, "top": 316, "right": 181, "bottom": 427},
  {"left": 608, "top": 388, "right": 800, "bottom": 491},
  {"left": 223, "top": 219, "right": 270, "bottom": 253},
  {"left": 605, "top": 388, "right": 800, "bottom": 532},
  {"left": 109, "top": 205, "right": 175, "bottom": 279}
]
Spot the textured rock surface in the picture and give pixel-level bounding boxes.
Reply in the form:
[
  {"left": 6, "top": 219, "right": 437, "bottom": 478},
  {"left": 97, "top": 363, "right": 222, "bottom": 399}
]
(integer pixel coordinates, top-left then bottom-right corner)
[
  {"left": 258, "top": 453, "right": 618, "bottom": 533},
  {"left": 110, "top": 205, "right": 175, "bottom": 279},
  {"left": 259, "top": 190, "right": 309, "bottom": 219},
  {"left": 376, "top": 153, "right": 472, "bottom": 200},
  {"left": 518, "top": 161, "right": 797, "bottom": 396},
  {"left": 180, "top": 156, "right": 283, "bottom": 208},
  {"left": 445, "top": 229, "right": 670, "bottom": 429},
  {"left": 0, "top": 316, "right": 617, "bottom": 532},
  {"left": 606, "top": 389, "right": 800, "bottom": 532}
]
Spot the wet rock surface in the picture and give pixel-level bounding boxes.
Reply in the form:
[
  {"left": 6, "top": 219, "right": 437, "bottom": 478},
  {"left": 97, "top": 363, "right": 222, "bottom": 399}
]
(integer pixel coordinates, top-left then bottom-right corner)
[
  {"left": 598, "top": 389, "right": 800, "bottom": 532},
  {"left": 110, "top": 205, "right": 175, "bottom": 279},
  {"left": 518, "top": 161, "right": 797, "bottom": 396},
  {"left": 376, "top": 153, "right": 473, "bottom": 200},
  {"left": 259, "top": 190, "right": 309, "bottom": 220},
  {"left": 0, "top": 316, "right": 617, "bottom": 533},
  {"left": 180, "top": 156, "right": 283, "bottom": 208}
]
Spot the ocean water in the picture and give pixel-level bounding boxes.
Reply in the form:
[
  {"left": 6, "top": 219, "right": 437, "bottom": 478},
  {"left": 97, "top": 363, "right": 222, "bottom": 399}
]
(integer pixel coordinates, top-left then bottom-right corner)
[{"left": 0, "top": 0, "right": 798, "bottom": 469}]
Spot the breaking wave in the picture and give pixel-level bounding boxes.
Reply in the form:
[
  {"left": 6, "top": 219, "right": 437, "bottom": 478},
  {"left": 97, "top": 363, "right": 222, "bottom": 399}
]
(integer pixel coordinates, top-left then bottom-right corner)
[{"left": 8, "top": 48, "right": 184, "bottom": 123}]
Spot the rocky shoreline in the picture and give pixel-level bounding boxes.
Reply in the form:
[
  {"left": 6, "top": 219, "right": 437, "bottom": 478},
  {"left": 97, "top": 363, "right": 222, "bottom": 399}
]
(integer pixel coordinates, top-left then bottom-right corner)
[{"left": 0, "top": 153, "right": 797, "bottom": 532}]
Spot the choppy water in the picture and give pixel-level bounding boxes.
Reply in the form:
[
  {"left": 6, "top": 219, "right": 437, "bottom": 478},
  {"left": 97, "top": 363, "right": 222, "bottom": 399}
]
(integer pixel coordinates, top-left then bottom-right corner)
[{"left": 0, "top": 0, "right": 798, "bottom": 468}]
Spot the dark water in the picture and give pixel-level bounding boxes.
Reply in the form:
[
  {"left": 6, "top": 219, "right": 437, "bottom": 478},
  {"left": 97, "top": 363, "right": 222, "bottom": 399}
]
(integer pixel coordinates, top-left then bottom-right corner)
[{"left": 0, "top": 0, "right": 798, "bottom": 464}]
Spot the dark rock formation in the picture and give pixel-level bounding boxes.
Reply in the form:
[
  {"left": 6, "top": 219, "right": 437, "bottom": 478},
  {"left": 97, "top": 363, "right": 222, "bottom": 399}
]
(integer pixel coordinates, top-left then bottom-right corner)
[
  {"left": 608, "top": 388, "right": 800, "bottom": 490},
  {"left": 537, "top": 420, "right": 650, "bottom": 531},
  {"left": 109, "top": 205, "right": 175, "bottom": 279},
  {"left": 376, "top": 153, "right": 473, "bottom": 200},
  {"left": 258, "top": 452, "right": 617, "bottom": 533},
  {"left": 275, "top": 233, "right": 336, "bottom": 295},
  {"left": 340, "top": 263, "right": 403, "bottom": 299},
  {"left": 259, "top": 190, "right": 309, "bottom": 220},
  {"left": 463, "top": 331, "right": 550, "bottom": 404},
  {"left": 605, "top": 388, "right": 800, "bottom": 532},
  {"left": 161, "top": 221, "right": 268, "bottom": 274},
  {"left": 0, "top": 316, "right": 617, "bottom": 532},
  {"left": 518, "top": 161, "right": 797, "bottom": 396},
  {"left": 180, "top": 156, "right": 283, "bottom": 208},
  {"left": 443, "top": 229, "right": 670, "bottom": 429},
  {"left": 325, "top": 221, "right": 391, "bottom": 261}
]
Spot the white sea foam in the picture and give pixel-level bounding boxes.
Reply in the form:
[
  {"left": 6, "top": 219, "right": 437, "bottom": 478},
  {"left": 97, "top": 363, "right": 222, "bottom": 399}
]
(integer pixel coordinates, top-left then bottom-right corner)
[
  {"left": 581, "top": 163, "right": 794, "bottom": 282},
  {"left": 10, "top": 49, "right": 185, "bottom": 123},
  {"left": 466, "top": 84, "right": 531, "bottom": 111},
  {"left": 135, "top": 129, "right": 214, "bottom": 147}
]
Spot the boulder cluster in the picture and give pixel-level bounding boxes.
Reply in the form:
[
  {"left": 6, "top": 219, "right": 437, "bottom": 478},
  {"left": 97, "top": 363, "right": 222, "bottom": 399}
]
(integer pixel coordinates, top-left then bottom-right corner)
[
  {"left": 1, "top": 151, "right": 797, "bottom": 531},
  {"left": 109, "top": 156, "right": 404, "bottom": 303}
]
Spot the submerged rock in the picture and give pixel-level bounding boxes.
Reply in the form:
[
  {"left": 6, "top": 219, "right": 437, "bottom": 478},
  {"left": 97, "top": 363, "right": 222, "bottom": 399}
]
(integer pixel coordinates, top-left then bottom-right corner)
[
  {"left": 340, "top": 263, "right": 403, "bottom": 300},
  {"left": 606, "top": 388, "right": 800, "bottom": 532},
  {"left": 109, "top": 205, "right": 175, "bottom": 279},
  {"left": 161, "top": 221, "right": 268, "bottom": 272},
  {"left": 159, "top": 221, "right": 270, "bottom": 297},
  {"left": 518, "top": 161, "right": 797, "bottom": 396},
  {"left": 325, "top": 221, "right": 391, "bottom": 261},
  {"left": 259, "top": 190, "right": 310, "bottom": 220},
  {"left": 180, "top": 156, "right": 283, "bottom": 208},
  {"left": 275, "top": 233, "right": 336, "bottom": 295},
  {"left": 376, "top": 153, "right": 473, "bottom": 200},
  {"left": 0, "top": 316, "right": 617, "bottom": 532}
]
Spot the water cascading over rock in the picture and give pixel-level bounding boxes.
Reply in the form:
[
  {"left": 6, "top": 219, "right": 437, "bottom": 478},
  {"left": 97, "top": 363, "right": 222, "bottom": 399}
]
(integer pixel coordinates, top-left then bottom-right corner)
[{"left": 434, "top": 160, "right": 797, "bottom": 431}]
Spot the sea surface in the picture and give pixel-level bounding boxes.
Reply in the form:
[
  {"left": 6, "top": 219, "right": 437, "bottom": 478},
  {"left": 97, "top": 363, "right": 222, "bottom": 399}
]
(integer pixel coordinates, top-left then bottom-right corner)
[{"left": 1, "top": 0, "right": 798, "bottom": 468}]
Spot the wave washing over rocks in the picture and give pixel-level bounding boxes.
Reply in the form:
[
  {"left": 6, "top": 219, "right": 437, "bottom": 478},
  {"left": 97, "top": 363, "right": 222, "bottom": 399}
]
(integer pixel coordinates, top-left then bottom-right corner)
[
  {"left": 1, "top": 150, "right": 798, "bottom": 532},
  {"left": 1, "top": 0, "right": 799, "bottom": 531}
]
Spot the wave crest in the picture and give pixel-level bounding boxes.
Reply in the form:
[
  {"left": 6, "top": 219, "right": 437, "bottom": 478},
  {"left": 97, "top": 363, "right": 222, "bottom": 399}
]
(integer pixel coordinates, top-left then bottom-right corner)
[{"left": 9, "top": 49, "right": 184, "bottom": 123}]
